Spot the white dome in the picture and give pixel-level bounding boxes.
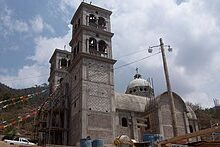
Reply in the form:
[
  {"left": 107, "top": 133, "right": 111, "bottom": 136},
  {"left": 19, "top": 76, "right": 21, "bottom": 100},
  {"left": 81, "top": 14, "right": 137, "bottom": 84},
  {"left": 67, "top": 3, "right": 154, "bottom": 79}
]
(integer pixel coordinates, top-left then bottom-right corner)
[{"left": 127, "top": 78, "right": 151, "bottom": 89}]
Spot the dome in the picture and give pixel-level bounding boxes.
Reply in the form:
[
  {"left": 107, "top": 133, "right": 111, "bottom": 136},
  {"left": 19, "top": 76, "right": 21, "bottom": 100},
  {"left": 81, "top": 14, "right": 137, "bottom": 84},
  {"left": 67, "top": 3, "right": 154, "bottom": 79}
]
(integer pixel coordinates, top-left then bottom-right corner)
[
  {"left": 127, "top": 78, "right": 151, "bottom": 89},
  {"left": 125, "top": 68, "right": 154, "bottom": 97}
]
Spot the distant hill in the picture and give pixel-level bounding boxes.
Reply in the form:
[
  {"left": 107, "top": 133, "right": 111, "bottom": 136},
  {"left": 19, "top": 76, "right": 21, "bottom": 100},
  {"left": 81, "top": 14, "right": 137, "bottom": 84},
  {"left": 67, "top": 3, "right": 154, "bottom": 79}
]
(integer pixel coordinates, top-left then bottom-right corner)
[{"left": 0, "top": 82, "right": 49, "bottom": 138}]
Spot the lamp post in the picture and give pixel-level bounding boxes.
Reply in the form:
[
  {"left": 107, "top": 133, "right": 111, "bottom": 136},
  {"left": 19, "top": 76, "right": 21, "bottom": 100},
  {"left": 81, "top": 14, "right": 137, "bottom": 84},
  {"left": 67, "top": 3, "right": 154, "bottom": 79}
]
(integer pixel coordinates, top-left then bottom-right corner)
[{"left": 148, "top": 38, "right": 178, "bottom": 137}]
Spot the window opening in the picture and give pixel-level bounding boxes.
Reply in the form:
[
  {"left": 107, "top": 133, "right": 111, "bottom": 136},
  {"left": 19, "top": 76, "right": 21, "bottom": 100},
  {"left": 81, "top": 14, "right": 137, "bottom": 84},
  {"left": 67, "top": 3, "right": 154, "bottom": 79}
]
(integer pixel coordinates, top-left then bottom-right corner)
[
  {"left": 89, "top": 14, "right": 97, "bottom": 26},
  {"left": 189, "top": 125, "right": 193, "bottom": 133},
  {"left": 60, "top": 58, "right": 67, "bottom": 67},
  {"left": 89, "top": 37, "right": 97, "bottom": 51},
  {"left": 122, "top": 117, "right": 128, "bottom": 127},
  {"left": 59, "top": 78, "right": 63, "bottom": 84},
  {"left": 137, "top": 121, "right": 140, "bottom": 128},
  {"left": 98, "top": 17, "right": 106, "bottom": 28},
  {"left": 98, "top": 40, "right": 107, "bottom": 53}
]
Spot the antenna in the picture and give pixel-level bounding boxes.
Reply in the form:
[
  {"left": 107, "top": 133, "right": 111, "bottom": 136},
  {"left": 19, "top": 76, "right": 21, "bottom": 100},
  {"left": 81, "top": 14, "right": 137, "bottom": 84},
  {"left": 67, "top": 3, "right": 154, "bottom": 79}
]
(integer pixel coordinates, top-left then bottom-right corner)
[{"left": 136, "top": 67, "right": 139, "bottom": 74}]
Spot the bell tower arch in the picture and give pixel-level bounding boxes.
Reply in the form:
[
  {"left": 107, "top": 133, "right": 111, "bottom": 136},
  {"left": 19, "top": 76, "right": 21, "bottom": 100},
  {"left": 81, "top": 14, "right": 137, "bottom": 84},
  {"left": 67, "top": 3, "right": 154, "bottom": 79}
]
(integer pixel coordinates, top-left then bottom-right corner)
[{"left": 68, "top": 2, "right": 116, "bottom": 145}]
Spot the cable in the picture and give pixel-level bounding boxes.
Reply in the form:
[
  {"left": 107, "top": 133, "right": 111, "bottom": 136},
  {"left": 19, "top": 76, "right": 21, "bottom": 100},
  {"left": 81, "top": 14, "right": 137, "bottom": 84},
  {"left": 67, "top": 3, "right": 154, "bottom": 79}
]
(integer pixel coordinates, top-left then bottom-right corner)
[
  {"left": 115, "top": 48, "right": 147, "bottom": 59},
  {"left": 114, "top": 51, "right": 161, "bottom": 70},
  {"left": 0, "top": 52, "right": 159, "bottom": 84}
]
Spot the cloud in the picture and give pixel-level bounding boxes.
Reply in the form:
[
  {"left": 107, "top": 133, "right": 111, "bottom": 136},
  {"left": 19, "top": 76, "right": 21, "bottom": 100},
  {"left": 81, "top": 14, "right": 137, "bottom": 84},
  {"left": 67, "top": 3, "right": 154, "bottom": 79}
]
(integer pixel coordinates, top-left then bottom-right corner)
[
  {"left": 30, "top": 29, "right": 71, "bottom": 65},
  {"left": 30, "top": 15, "right": 55, "bottom": 33},
  {"left": 0, "top": 27, "right": 71, "bottom": 89},
  {"left": 0, "top": 64, "right": 48, "bottom": 88},
  {"left": 0, "top": 5, "right": 29, "bottom": 35},
  {"left": 30, "top": 15, "right": 44, "bottom": 33}
]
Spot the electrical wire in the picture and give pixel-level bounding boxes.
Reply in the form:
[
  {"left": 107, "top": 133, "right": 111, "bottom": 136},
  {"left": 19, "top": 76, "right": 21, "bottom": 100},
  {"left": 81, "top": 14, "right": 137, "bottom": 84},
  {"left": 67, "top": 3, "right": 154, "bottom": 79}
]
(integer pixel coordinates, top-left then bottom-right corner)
[
  {"left": 115, "top": 48, "right": 147, "bottom": 59},
  {"left": 115, "top": 51, "right": 161, "bottom": 70},
  {"left": 0, "top": 52, "right": 160, "bottom": 84}
]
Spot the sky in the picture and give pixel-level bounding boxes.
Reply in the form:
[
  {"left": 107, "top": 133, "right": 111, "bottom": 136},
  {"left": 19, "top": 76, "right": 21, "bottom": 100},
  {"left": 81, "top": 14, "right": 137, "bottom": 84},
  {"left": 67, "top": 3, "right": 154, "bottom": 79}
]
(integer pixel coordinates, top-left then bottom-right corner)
[{"left": 0, "top": 0, "right": 220, "bottom": 108}]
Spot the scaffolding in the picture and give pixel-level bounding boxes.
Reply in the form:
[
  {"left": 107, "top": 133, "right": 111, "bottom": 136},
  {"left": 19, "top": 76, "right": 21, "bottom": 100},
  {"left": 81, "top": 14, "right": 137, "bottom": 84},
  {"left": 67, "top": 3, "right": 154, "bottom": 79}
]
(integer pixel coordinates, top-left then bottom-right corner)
[{"left": 36, "top": 83, "right": 69, "bottom": 146}]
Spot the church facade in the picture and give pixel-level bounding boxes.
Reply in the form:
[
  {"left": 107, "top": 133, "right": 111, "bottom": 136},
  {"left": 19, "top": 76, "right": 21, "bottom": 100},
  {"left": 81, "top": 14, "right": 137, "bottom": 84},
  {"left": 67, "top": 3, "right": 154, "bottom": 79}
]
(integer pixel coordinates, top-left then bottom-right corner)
[{"left": 38, "top": 2, "right": 199, "bottom": 146}]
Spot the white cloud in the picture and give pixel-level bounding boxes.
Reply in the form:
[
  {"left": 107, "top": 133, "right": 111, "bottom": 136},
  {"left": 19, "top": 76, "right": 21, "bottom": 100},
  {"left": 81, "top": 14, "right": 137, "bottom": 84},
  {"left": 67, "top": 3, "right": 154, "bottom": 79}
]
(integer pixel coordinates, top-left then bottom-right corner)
[
  {"left": 2, "top": 27, "right": 72, "bottom": 88},
  {"left": 0, "top": 64, "right": 48, "bottom": 88},
  {"left": 30, "top": 15, "right": 55, "bottom": 33},
  {"left": 30, "top": 15, "right": 44, "bottom": 33},
  {"left": 30, "top": 28, "right": 71, "bottom": 65},
  {"left": 0, "top": 6, "right": 29, "bottom": 34}
]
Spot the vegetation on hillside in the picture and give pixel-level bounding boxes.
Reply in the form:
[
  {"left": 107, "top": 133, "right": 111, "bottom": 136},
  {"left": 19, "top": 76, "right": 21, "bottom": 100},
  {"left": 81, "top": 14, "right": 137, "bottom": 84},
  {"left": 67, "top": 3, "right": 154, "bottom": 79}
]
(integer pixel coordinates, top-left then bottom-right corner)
[
  {"left": 0, "top": 82, "right": 49, "bottom": 138},
  {"left": 187, "top": 102, "right": 219, "bottom": 130}
]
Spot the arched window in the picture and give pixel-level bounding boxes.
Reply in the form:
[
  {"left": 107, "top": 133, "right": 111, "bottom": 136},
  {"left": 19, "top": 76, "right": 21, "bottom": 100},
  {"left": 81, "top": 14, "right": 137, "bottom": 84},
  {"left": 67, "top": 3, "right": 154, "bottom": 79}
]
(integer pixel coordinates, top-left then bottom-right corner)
[
  {"left": 89, "top": 37, "right": 97, "bottom": 51},
  {"left": 89, "top": 14, "right": 97, "bottom": 26},
  {"left": 98, "top": 40, "right": 107, "bottom": 53},
  {"left": 60, "top": 58, "right": 68, "bottom": 67},
  {"left": 59, "top": 78, "right": 63, "bottom": 84},
  {"left": 122, "top": 117, "right": 128, "bottom": 127},
  {"left": 98, "top": 17, "right": 106, "bottom": 28}
]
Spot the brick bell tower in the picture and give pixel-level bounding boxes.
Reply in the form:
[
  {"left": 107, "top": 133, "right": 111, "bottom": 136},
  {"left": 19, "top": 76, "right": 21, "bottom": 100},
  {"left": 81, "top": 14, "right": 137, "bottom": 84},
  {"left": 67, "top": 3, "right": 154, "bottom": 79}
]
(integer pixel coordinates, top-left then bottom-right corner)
[{"left": 68, "top": 2, "right": 116, "bottom": 145}]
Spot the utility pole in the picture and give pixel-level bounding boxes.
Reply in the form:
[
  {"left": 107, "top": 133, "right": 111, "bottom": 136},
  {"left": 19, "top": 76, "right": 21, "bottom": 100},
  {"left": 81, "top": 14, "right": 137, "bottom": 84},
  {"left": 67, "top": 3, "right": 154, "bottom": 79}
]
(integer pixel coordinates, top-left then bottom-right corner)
[
  {"left": 160, "top": 38, "right": 178, "bottom": 137},
  {"left": 148, "top": 38, "right": 178, "bottom": 137}
]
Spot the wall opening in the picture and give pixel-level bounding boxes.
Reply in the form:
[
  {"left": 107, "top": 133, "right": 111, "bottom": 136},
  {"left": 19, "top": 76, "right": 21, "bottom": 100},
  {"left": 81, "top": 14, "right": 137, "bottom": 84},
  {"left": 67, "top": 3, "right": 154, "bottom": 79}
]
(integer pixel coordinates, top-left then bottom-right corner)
[
  {"left": 89, "top": 37, "right": 97, "bottom": 51},
  {"left": 98, "top": 40, "right": 107, "bottom": 53},
  {"left": 189, "top": 125, "right": 193, "bottom": 133},
  {"left": 122, "top": 117, "right": 128, "bottom": 127},
  {"left": 98, "top": 17, "right": 106, "bottom": 28},
  {"left": 89, "top": 14, "right": 96, "bottom": 26}
]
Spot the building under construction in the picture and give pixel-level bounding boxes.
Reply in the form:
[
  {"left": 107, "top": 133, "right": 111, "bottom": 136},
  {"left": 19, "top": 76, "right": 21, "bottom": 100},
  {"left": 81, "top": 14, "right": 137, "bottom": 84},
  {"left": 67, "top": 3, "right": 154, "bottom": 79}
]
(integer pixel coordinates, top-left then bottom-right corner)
[{"left": 36, "top": 2, "right": 201, "bottom": 146}]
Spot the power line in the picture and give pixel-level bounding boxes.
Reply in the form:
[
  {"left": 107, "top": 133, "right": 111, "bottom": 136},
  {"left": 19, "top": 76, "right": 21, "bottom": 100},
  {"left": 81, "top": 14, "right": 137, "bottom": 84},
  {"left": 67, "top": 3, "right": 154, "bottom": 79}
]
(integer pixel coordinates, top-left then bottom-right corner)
[
  {"left": 115, "top": 48, "right": 147, "bottom": 59},
  {"left": 0, "top": 52, "right": 159, "bottom": 83},
  {"left": 114, "top": 51, "right": 161, "bottom": 70}
]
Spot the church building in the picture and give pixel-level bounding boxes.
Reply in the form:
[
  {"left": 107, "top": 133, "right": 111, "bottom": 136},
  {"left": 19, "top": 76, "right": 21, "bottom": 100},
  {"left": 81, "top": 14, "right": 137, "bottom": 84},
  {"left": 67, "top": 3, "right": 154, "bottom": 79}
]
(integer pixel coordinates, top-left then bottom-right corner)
[{"left": 38, "top": 2, "right": 199, "bottom": 146}]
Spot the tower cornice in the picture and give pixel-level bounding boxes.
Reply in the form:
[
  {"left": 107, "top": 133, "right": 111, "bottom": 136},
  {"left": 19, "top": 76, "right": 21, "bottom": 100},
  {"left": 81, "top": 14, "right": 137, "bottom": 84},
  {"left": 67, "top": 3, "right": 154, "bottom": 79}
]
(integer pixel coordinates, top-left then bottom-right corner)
[
  {"left": 68, "top": 52, "right": 116, "bottom": 72},
  {"left": 71, "top": 2, "right": 112, "bottom": 25}
]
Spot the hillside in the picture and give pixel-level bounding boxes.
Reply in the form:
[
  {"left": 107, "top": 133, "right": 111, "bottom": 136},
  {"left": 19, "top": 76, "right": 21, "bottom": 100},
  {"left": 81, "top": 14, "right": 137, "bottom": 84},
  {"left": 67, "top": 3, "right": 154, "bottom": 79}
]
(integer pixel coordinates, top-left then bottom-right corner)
[{"left": 0, "top": 82, "right": 48, "bottom": 138}]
